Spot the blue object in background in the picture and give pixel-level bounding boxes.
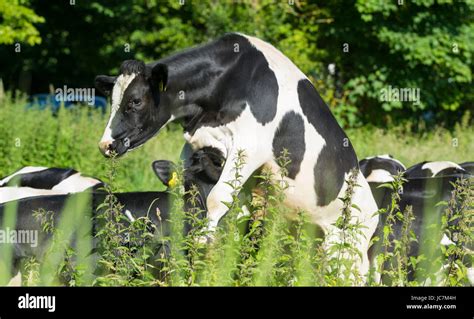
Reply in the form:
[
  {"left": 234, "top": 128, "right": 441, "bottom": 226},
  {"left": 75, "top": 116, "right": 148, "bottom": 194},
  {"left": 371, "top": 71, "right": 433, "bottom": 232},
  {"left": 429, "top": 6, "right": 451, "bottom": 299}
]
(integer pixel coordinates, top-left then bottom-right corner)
[{"left": 26, "top": 94, "right": 107, "bottom": 113}]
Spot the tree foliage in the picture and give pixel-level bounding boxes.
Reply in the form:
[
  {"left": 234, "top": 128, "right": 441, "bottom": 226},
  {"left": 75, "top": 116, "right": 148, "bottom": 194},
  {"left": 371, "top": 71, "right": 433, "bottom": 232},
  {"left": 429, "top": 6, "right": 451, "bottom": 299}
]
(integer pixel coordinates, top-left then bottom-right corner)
[
  {"left": 0, "top": 0, "right": 472, "bottom": 126},
  {"left": 317, "top": 0, "right": 473, "bottom": 125},
  {"left": 0, "top": 0, "right": 44, "bottom": 46}
]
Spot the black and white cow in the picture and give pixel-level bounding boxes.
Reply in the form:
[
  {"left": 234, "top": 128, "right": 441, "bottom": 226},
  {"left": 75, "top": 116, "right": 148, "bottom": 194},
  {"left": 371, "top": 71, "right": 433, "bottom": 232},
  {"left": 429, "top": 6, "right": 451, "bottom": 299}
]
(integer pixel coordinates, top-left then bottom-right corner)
[
  {"left": 95, "top": 33, "right": 379, "bottom": 277},
  {"left": 0, "top": 166, "right": 103, "bottom": 203}
]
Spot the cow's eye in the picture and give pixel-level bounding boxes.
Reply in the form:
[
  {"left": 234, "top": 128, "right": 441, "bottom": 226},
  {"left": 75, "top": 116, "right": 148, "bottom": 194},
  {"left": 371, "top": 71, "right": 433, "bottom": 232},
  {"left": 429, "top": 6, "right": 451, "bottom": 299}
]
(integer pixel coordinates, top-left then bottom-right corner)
[{"left": 131, "top": 98, "right": 141, "bottom": 107}]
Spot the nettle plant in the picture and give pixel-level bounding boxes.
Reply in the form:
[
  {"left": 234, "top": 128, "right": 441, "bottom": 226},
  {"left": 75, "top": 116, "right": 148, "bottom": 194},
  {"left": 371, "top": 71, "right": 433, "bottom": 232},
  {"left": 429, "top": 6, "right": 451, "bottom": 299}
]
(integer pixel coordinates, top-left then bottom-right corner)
[
  {"left": 326, "top": 168, "right": 366, "bottom": 286},
  {"left": 93, "top": 153, "right": 160, "bottom": 286},
  {"left": 440, "top": 178, "right": 473, "bottom": 286},
  {"left": 373, "top": 173, "right": 418, "bottom": 286}
]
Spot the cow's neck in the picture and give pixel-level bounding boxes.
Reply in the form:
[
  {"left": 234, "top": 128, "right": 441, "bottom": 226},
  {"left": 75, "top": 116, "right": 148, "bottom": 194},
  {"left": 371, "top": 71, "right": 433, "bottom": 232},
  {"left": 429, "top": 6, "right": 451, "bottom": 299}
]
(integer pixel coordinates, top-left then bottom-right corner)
[{"left": 155, "top": 39, "right": 241, "bottom": 132}]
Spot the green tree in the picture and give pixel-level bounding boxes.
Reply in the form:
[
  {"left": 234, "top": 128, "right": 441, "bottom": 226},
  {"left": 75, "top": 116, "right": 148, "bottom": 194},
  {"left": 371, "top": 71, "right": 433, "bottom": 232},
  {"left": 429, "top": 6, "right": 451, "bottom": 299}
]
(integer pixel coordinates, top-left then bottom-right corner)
[
  {"left": 316, "top": 0, "right": 473, "bottom": 125},
  {"left": 0, "top": 0, "right": 44, "bottom": 45},
  {"left": 0, "top": 0, "right": 472, "bottom": 127}
]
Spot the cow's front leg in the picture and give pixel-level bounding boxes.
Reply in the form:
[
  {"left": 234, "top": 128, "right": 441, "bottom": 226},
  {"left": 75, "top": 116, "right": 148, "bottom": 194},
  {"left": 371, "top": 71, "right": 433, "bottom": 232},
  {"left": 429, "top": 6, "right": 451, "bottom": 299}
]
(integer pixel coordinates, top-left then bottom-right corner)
[{"left": 204, "top": 148, "right": 265, "bottom": 238}]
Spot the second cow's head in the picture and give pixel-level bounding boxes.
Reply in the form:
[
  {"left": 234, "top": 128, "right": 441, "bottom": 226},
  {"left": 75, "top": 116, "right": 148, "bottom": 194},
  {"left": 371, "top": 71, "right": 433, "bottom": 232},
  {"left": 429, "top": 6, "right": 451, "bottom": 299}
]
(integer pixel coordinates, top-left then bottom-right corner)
[{"left": 95, "top": 60, "right": 170, "bottom": 157}]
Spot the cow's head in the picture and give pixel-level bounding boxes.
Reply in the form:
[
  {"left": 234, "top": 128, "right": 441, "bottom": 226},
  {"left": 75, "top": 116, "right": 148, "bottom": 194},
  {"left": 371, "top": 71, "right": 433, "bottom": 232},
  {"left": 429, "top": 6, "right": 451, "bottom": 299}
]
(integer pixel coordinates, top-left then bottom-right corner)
[{"left": 95, "top": 60, "right": 169, "bottom": 157}]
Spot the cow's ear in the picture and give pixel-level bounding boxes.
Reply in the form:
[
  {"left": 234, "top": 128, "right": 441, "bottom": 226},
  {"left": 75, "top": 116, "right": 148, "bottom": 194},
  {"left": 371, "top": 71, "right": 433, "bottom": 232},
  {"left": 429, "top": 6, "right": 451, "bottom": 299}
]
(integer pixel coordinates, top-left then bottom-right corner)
[
  {"left": 151, "top": 63, "right": 168, "bottom": 92},
  {"left": 152, "top": 160, "right": 175, "bottom": 187},
  {"left": 95, "top": 75, "right": 116, "bottom": 96}
]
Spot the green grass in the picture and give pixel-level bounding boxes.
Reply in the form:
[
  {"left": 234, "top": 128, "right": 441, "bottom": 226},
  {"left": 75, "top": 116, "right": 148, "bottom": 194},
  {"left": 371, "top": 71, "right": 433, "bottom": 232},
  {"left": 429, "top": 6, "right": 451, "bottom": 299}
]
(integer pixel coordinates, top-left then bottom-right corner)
[
  {"left": 347, "top": 113, "right": 473, "bottom": 167},
  {"left": 1, "top": 96, "right": 472, "bottom": 191},
  {"left": 0, "top": 94, "right": 183, "bottom": 192},
  {"left": 0, "top": 95, "right": 472, "bottom": 286}
]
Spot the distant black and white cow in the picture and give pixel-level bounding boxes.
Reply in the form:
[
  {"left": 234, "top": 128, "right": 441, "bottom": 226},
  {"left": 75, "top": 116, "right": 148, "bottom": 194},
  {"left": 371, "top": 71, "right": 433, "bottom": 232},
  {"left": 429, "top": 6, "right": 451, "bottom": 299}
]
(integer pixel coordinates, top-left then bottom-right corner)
[
  {"left": 95, "top": 33, "right": 379, "bottom": 277},
  {"left": 359, "top": 154, "right": 406, "bottom": 183},
  {"left": 403, "top": 161, "right": 472, "bottom": 283},
  {"left": 368, "top": 160, "right": 472, "bottom": 284},
  {"left": 1, "top": 191, "right": 170, "bottom": 285},
  {"left": 359, "top": 154, "right": 406, "bottom": 208},
  {"left": 404, "top": 161, "right": 468, "bottom": 179},
  {"left": 0, "top": 166, "right": 103, "bottom": 203},
  {"left": 1, "top": 150, "right": 223, "bottom": 285}
]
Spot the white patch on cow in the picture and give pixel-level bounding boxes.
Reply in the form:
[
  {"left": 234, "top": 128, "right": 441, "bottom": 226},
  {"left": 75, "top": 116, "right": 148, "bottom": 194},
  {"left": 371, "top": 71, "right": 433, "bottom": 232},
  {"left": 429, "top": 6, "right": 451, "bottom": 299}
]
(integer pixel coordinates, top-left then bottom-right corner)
[
  {"left": 440, "top": 234, "right": 455, "bottom": 246},
  {"left": 183, "top": 132, "right": 192, "bottom": 143},
  {"left": 7, "top": 271, "right": 22, "bottom": 286},
  {"left": 237, "top": 205, "right": 251, "bottom": 219},
  {"left": 0, "top": 187, "right": 67, "bottom": 204},
  {"left": 422, "top": 161, "right": 462, "bottom": 177},
  {"left": 366, "top": 169, "right": 394, "bottom": 183},
  {"left": 0, "top": 166, "right": 48, "bottom": 186},
  {"left": 467, "top": 267, "right": 474, "bottom": 285},
  {"left": 124, "top": 210, "right": 135, "bottom": 222},
  {"left": 185, "top": 124, "right": 233, "bottom": 158},
  {"left": 51, "top": 173, "right": 101, "bottom": 192},
  {"left": 100, "top": 73, "right": 137, "bottom": 145},
  {"left": 277, "top": 116, "right": 326, "bottom": 216},
  {"left": 242, "top": 34, "right": 307, "bottom": 84},
  {"left": 377, "top": 154, "right": 406, "bottom": 170}
]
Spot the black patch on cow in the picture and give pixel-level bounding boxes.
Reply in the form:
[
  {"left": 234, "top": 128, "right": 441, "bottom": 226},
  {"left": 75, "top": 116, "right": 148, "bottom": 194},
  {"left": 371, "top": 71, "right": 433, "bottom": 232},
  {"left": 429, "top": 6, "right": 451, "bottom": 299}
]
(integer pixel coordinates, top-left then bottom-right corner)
[
  {"left": 3, "top": 168, "right": 78, "bottom": 189},
  {"left": 404, "top": 162, "right": 469, "bottom": 179},
  {"left": 359, "top": 156, "right": 405, "bottom": 180},
  {"left": 217, "top": 38, "right": 278, "bottom": 125},
  {"left": 272, "top": 111, "right": 305, "bottom": 179},
  {"left": 460, "top": 161, "right": 474, "bottom": 176},
  {"left": 297, "top": 79, "right": 358, "bottom": 206},
  {"left": 178, "top": 34, "right": 279, "bottom": 135},
  {"left": 403, "top": 162, "right": 432, "bottom": 178},
  {"left": 435, "top": 166, "right": 469, "bottom": 178}
]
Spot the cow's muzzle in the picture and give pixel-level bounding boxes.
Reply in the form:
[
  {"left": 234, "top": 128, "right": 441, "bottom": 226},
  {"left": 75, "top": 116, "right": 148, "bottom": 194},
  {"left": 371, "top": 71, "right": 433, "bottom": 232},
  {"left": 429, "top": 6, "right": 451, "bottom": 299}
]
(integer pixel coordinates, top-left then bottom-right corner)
[{"left": 98, "top": 140, "right": 113, "bottom": 157}]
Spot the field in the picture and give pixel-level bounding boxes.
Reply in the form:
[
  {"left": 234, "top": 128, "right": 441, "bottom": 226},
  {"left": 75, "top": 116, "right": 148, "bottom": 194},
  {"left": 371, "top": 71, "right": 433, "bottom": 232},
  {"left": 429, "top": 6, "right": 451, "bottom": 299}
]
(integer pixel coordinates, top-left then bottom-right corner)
[
  {"left": 0, "top": 96, "right": 472, "bottom": 286},
  {"left": 1, "top": 95, "right": 472, "bottom": 191}
]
